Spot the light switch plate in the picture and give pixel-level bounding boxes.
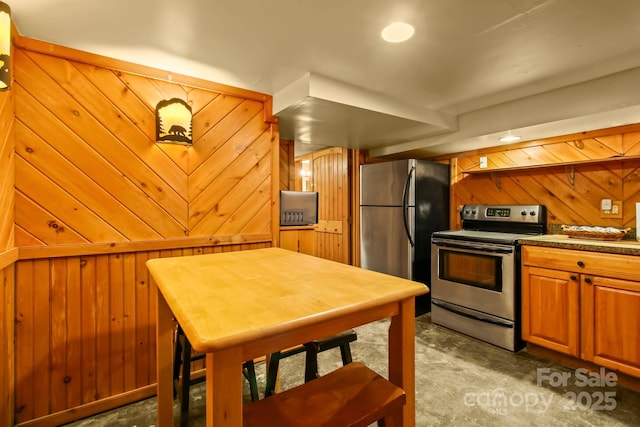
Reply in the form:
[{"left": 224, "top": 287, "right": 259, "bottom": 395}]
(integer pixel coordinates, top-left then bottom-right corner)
[
  {"left": 601, "top": 200, "right": 623, "bottom": 219},
  {"left": 479, "top": 156, "right": 488, "bottom": 169}
]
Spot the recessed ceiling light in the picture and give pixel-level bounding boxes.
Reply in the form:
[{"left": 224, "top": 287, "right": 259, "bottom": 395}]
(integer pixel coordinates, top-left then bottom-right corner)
[
  {"left": 499, "top": 135, "right": 521, "bottom": 143},
  {"left": 381, "top": 22, "right": 414, "bottom": 43}
]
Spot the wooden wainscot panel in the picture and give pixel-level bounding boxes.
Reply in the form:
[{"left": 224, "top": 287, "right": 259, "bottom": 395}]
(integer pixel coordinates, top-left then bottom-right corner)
[
  {"left": 11, "top": 36, "right": 279, "bottom": 425},
  {"left": 1, "top": 262, "right": 16, "bottom": 427},
  {"left": 13, "top": 242, "right": 270, "bottom": 425}
]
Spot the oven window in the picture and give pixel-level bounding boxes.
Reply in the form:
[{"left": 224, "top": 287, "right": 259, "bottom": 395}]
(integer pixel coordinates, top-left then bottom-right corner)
[{"left": 438, "top": 249, "right": 503, "bottom": 292}]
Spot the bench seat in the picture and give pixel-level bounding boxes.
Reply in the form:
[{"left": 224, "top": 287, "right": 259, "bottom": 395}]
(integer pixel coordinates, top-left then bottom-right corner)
[{"left": 243, "top": 361, "right": 406, "bottom": 427}]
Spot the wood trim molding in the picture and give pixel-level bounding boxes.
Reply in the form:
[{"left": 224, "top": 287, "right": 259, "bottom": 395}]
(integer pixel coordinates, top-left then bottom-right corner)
[
  {"left": 270, "top": 124, "right": 281, "bottom": 248},
  {"left": 263, "top": 97, "right": 279, "bottom": 124},
  {"left": 316, "top": 220, "right": 343, "bottom": 234},
  {"left": 430, "top": 123, "right": 640, "bottom": 161},
  {"left": 526, "top": 343, "right": 640, "bottom": 393},
  {"left": 12, "top": 34, "right": 271, "bottom": 104},
  {"left": 462, "top": 154, "right": 640, "bottom": 174},
  {"left": 15, "top": 385, "right": 156, "bottom": 427},
  {"left": 0, "top": 248, "right": 18, "bottom": 270},
  {"left": 18, "top": 234, "right": 273, "bottom": 260}
]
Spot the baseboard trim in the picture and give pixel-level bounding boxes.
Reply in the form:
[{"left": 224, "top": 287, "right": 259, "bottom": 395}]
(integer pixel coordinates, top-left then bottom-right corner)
[
  {"left": 525, "top": 343, "right": 640, "bottom": 392},
  {"left": 16, "top": 385, "right": 157, "bottom": 427}
]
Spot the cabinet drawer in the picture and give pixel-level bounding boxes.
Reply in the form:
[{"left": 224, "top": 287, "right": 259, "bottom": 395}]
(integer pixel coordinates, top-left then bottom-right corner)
[{"left": 522, "top": 245, "right": 640, "bottom": 282}]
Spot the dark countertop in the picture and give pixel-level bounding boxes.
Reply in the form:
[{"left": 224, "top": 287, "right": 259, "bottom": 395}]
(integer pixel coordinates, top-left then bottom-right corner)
[{"left": 519, "top": 234, "right": 640, "bottom": 256}]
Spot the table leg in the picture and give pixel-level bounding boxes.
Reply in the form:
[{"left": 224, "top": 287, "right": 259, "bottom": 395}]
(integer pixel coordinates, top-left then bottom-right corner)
[
  {"left": 388, "top": 297, "right": 416, "bottom": 427},
  {"left": 156, "top": 291, "right": 175, "bottom": 426},
  {"left": 206, "top": 346, "right": 243, "bottom": 426}
]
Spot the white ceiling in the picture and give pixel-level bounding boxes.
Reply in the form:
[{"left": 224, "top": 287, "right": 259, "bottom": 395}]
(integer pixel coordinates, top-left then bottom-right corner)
[{"left": 9, "top": 0, "right": 640, "bottom": 157}]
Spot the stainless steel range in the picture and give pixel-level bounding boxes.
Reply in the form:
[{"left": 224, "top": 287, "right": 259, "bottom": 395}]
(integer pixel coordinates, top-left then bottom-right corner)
[{"left": 430, "top": 204, "right": 547, "bottom": 351}]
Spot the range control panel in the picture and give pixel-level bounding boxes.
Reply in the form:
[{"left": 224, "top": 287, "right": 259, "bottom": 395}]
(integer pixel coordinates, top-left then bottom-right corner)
[{"left": 461, "top": 204, "right": 546, "bottom": 224}]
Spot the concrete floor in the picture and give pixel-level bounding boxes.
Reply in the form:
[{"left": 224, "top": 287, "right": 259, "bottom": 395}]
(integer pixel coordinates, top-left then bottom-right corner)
[{"left": 65, "top": 314, "right": 640, "bottom": 426}]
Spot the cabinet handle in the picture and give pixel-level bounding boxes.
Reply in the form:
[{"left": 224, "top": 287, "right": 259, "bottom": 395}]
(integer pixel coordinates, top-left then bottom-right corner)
[
  {"left": 584, "top": 277, "right": 592, "bottom": 284},
  {"left": 577, "top": 261, "right": 585, "bottom": 268},
  {"left": 570, "top": 275, "right": 577, "bottom": 281}
]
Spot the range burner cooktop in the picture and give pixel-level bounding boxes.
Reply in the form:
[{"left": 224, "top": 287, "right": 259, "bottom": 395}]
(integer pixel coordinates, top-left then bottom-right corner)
[
  {"left": 432, "top": 204, "right": 547, "bottom": 244},
  {"left": 460, "top": 204, "right": 546, "bottom": 225}
]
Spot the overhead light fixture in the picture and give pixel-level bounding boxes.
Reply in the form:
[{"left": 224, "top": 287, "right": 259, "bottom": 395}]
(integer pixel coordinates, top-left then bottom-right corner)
[
  {"left": 0, "top": 2, "right": 10, "bottom": 91},
  {"left": 155, "top": 98, "right": 192, "bottom": 145},
  {"left": 381, "top": 22, "right": 414, "bottom": 43},
  {"left": 499, "top": 135, "right": 521, "bottom": 143}
]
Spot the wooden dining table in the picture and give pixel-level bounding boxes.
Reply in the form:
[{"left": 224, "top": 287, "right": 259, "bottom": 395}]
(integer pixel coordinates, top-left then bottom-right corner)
[{"left": 147, "top": 247, "right": 428, "bottom": 426}]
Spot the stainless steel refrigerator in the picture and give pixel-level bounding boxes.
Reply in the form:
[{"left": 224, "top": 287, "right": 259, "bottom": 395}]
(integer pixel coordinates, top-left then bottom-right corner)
[{"left": 360, "top": 159, "right": 449, "bottom": 315}]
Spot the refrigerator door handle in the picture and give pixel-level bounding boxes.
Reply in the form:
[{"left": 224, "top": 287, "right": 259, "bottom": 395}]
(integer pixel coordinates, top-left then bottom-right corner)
[{"left": 402, "top": 166, "right": 415, "bottom": 247}]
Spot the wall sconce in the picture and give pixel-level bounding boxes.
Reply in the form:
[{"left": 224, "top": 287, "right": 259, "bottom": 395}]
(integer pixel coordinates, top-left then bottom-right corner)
[
  {"left": 0, "top": 2, "right": 10, "bottom": 91},
  {"left": 155, "top": 98, "right": 192, "bottom": 145}
]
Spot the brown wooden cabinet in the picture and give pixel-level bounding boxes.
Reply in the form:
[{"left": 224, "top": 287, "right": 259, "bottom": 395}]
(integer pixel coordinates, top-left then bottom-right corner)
[
  {"left": 522, "top": 245, "right": 640, "bottom": 378},
  {"left": 581, "top": 274, "right": 640, "bottom": 378},
  {"left": 279, "top": 227, "right": 316, "bottom": 256},
  {"left": 522, "top": 265, "right": 580, "bottom": 356}
]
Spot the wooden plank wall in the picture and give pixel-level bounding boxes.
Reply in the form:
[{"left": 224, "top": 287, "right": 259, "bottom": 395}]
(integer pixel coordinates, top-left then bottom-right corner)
[
  {"left": 14, "top": 242, "right": 268, "bottom": 425},
  {"left": 311, "top": 148, "right": 350, "bottom": 264},
  {"left": 13, "top": 47, "right": 274, "bottom": 245},
  {"left": 10, "top": 39, "right": 278, "bottom": 425},
  {"left": 447, "top": 126, "right": 640, "bottom": 231},
  {"left": 1, "top": 264, "right": 15, "bottom": 427},
  {"left": 0, "top": 88, "right": 13, "bottom": 252},
  {"left": 0, "top": 38, "right": 16, "bottom": 426}
]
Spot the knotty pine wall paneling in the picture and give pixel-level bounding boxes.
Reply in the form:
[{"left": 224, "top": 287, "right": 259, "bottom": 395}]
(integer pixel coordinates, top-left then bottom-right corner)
[
  {"left": 310, "top": 148, "right": 351, "bottom": 264},
  {"left": 14, "top": 46, "right": 274, "bottom": 245},
  {"left": 1, "top": 264, "right": 15, "bottom": 427},
  {"left": 0, "top": 34, "right": 15, "bottom": 427},
  {"left": 446, "top": 125, "right": 640, "bottom": 233},
  {"left": 0, "top": 88, "right": 14, "bottom": 252},
  {"left": 11, "top": 37, "right": 278, "bottom": 425},
  {"left": 14, "top": 243, "right": 269, "bottom": 425}
]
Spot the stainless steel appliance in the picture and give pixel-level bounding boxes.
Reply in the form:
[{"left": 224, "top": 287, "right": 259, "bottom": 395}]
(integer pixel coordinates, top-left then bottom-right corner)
[
  {"left": 280, "top": 191, "right": 318, "bottom": 226},
  {"left": 360, "top": 159, "right": 450, "bottom": 315},
  {"left": 430, "top": 204, "right": 546, "bottom": 351}
]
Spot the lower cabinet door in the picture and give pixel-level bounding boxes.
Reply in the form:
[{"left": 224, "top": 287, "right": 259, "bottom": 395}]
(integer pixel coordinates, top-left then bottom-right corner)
[
  {"left": 279, "top": 229, "right": 316, "bottom": 256},
  {"left": 522, "top": 266, "right": 580, "bottom": 357},
  {"left": 581, "top": 275, "right": 640, "bottom": 377},
  {"left": 297, "top": 229, "right": 316, "bottom": 256}
]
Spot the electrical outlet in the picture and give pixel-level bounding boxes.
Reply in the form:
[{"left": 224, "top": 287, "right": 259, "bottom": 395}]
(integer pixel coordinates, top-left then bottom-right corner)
[
  {"left": 601, "top": 200, "right": 623, "bottom": 219},
  {"left": 479, "top": 156, "right": 488, "bottom": 169}
]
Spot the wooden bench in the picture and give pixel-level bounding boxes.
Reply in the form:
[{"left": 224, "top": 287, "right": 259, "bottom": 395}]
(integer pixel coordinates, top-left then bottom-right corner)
[{"left": 243, "top": 362, "right": 406, "bottom": 427}]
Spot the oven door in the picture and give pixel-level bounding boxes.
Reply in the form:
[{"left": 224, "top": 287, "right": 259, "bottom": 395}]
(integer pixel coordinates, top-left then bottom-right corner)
[{"left": 430, "top": 237, "right": 517, "bottom": 321}]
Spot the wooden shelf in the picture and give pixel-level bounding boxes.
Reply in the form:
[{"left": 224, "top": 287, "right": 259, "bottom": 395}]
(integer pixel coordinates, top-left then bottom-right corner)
[{"left": 461, "top": 155, "right": 638, "bottom": 174}]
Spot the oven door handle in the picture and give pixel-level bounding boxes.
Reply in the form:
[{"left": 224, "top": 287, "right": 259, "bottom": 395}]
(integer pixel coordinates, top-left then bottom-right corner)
[
  {"left": 432, "top": 240, "right": 513, "bottom": 254},
  {"left": 432, "top": 300, "right": 514, "bottom": 328}
]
